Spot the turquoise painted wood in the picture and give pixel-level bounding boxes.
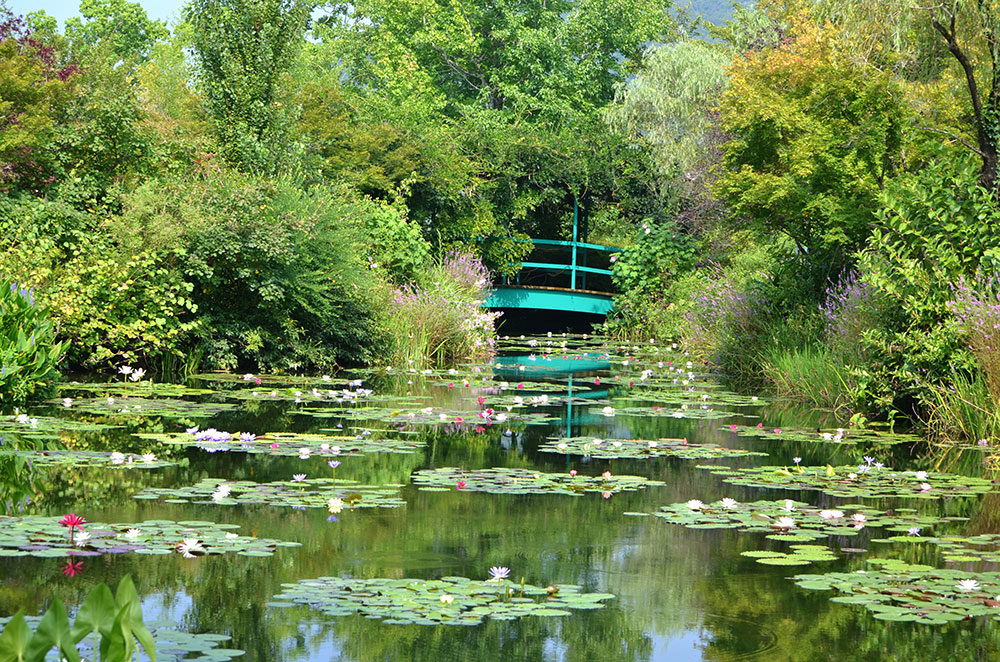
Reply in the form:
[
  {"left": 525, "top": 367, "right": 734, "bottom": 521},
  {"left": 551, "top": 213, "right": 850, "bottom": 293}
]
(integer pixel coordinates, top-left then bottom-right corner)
[
  {"left": 485, "top": 286, "right": 614, "bottom": 314},
  {"left": 483, "top": 197, "right": 617, "bottom": 315}
]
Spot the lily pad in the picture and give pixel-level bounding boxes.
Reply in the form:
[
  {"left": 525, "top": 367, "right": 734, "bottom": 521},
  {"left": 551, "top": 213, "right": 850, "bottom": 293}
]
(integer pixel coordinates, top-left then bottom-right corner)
[
  {"left": 702, "top": 464, "right": 994, "bottom": 499},
  {"left": 270, "top": 575, "right": 613, "bottom": 625},
  {"left": 539, "top": 436, "right": 767, "bottom": 460},
  {"left": 412, "top": 467, "right": 663, "bottom": 495},
  {"left": 134, "top": 477, "right": 405, "bottom": 510}
]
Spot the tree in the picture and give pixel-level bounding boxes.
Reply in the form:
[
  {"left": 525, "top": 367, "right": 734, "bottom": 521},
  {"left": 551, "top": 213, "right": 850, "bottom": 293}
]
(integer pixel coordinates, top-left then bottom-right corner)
[
  {"left": 809, "top": 0, "right": 1000, "bottom": 194},
  {"left": 0, "top": 9, "right": 78, "bottom": 193},
  {"left": 64, "top": 0, "right": 168, "bottom": 65},
  {"left": 184, "top": 0, "right": 311, "bottom": 173},
  {"left": 713, "top": 10, "right": 907, "bottom": 281}
]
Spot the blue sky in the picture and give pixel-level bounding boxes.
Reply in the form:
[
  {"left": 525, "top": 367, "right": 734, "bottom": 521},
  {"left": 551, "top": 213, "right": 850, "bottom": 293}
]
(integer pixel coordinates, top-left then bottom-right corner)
[{"left": 8, "top": 0, "right": 187, "bottom": 27}]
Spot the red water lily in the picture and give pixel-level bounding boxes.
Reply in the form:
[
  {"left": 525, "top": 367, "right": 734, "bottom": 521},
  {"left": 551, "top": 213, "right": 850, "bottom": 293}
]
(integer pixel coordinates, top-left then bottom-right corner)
[{"left": 59, "top": 513, "right": 86, "bottom": 531}]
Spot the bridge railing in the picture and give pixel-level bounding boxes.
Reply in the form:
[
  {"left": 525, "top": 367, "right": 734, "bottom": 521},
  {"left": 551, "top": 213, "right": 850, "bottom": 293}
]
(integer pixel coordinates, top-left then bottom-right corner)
[{"left": 504, "top": 239, "right": 617, "bottom": 294}]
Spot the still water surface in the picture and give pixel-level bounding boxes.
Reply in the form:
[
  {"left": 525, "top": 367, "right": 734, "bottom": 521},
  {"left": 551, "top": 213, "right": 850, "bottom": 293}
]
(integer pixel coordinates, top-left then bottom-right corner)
[{"left": 1, "top": 335, "right": 998, "bottom": 661}]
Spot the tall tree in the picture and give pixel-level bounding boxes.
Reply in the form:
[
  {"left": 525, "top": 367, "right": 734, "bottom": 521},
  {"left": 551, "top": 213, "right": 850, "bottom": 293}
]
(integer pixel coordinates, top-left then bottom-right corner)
[
  {"left": 810, "top": 0, "right": 1000, "bottom": 193},
  {"left": 185, "top": 0, "right": 311, "bottom": 173},
  {"left": 64, "top": 0, "right": 168, "bottom": 65}
]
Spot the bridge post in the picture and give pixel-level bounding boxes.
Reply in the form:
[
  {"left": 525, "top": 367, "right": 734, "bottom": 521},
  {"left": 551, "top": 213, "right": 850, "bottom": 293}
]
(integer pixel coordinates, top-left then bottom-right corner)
[{"left": 570, "top": 197, "right": 579, "bottom": 290}]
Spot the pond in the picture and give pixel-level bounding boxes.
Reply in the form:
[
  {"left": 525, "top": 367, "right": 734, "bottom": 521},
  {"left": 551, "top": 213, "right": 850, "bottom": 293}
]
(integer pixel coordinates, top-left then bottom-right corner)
[{"left": 2, "top": 334, "right": 999, "bottom": 661}]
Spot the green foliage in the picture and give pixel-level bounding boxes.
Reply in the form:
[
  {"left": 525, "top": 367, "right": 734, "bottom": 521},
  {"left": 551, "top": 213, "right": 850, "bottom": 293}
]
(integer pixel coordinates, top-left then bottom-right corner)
[
  {"left": 127, "top": 172, "right": 387, "bottom": 371},
  {"left": 0, "top": 575, "right": 155, "bottom": 662},
  {"left": 715, "top": 11, "right": 907, "bottom": 280},
  {"left": 64, "top": 0, "right": 168, "bottom": 64},
  {"left": 0, "top": 28, "right": 78, "bottom": 193},
  {"left": 611, "top": 220, "right": 697, "bottom": 298},
  {"left": 855, "top": 158, "right": 999, "bottom": 412},
  {"left": 185, "top": 0, "right": 311, "bottom": 173},
  {"left": 608, "top": 39, "right": 729, "bottom": 183},
  {"left": 0, "top": 195, "right": 201, "bottom": 369},
  {"left": 0, "top": 281, "right": 65, "bottom": 403}
]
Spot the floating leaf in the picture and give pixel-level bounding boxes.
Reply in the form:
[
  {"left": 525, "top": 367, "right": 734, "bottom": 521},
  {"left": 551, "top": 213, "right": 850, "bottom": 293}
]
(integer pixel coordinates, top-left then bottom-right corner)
[
  {"left": 411, "top": 467, "right": 663, "bottom": 496},
  {"left": 270, "top": 575, "right": 613, "bottom": 625}
]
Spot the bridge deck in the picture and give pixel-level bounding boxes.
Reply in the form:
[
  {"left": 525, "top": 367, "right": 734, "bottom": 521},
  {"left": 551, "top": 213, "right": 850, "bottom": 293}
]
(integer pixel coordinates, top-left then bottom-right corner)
[{"left": 485, "top": 286, "right": 614, "bottom": 315}]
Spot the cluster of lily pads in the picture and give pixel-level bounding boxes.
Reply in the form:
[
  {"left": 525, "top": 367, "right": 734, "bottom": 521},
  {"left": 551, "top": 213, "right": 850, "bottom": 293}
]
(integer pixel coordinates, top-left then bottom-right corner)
[
  {"left": 794, "top": 558, "right": 1000, "bottom": 624},
  {"left": 0, "top": 449, "right": 174, "bottom": 469},
  {"left": 134, "top": 477, "right": 406, "bottom": 511},
  {"left": 268, "top": 575, "right": 614, "bottom": 626},
  {"left": 702, "top": 464, "right": 993, "bottom": 499},
  {"left": 722, "top": 423, "right": 919, "bottom": 447},
  {"left": 136, "top": 429, "right": 425, "bottom": 457},
  {"left": 539, "top": 436, "right": 766, "bottom": 460},
  {"left": 412, "top": 467, "right": 663, "bottom": 496},
  {"left": 0, "top": 515, "right": 296, "bottom": 558},
  {"left": 628, "top": 498, "right": 956, "bottom": 543}
]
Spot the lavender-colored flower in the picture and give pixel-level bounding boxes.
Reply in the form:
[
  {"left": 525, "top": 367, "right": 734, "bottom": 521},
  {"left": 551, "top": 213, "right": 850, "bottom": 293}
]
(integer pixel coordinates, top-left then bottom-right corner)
[
  {"left": 328, "top": 460, "right": 341, "bottom": 469},
  {"left": 292, "top": 474, "right": 306, "bottom": 482},
  {"left": 239, "top": 432, "right": 256, "bottom": 443},
  {"left": 488, "top": 566, "right": 511, "bottom": 582},
  {"left": 907, "top": 528, "right": 921, "bottom": 536}
]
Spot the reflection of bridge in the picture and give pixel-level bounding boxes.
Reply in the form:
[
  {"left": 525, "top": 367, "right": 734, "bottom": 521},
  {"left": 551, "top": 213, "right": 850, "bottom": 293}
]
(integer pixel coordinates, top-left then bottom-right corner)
[{"left": 483, "top": 202, "right": 617, "bottom": 315}]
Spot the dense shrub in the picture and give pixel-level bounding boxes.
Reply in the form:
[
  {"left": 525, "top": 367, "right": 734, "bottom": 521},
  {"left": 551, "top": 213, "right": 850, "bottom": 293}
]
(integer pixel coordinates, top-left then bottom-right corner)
[
  {"left": 0, "top": 196, "right": 200, "bottom": 369},
  {"left": 137, "top": 173, "right": 389, "bottom": 371},
  {"left": 0, "top": 282, "right": 65, "bottom": 403}
]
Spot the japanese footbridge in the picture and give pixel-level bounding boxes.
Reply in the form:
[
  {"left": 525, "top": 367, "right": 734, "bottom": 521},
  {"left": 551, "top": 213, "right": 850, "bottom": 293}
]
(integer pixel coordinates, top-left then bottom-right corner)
[{"left": 482, "top": 207, "right": 617, "bottom": 316}]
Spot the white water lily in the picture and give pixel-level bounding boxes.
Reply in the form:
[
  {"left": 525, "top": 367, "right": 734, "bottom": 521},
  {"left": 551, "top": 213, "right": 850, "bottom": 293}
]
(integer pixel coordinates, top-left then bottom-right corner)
[
  {"left": 720, "top": 498, "right": 739, "bottom": 509},
  {"left": 118, "top": 366, "right": 133, "bottom": 375},
  {"left": 783, "top": 500, "right": 795, "bottom": 512},
  {"left": 685, "top": 499, "right": 705, "bottom": 510},
  {"left": 915, "top": 471, "right": 928, "bottom": 480},
  {"left": 141, "top": 453, "right": 156, "bottom": 463},
  {"left": 601, "top": 406, "right": 615, "bottom": 416},
  {"left": 775, "top": 516, "right": 796, "bottom": 529},
  {"left": 129, "top": 368, "right": 145, "bottom": 382},
  {"left": 819, "top": 510, "right": 844, "bottom": 520},
  {"left": 225, "top": 532, "right": 239, "bottom": 539},
  {"left": 62, "top": 398, "right": 73, "bottom": 408},
  {"left": 74, "top": 531, "right": 91, "bottom": 546},
  {"left": 123, "top": 528, "right": 141, "bottom": 539},
  {"left": 557, "top": 443, "right": 568, "bottom": 451},
  {"left": 852, "top": 513, "right": 867, "bottom": 524},
  {"left": 327, "top": 497, "right": 344, "bottom": 514},
  {"left": 110, "top": 452, "right": 125, "bottom": 465},
  {"left": 298, "top": 447, "right": 311, "bottom": 459},
  {"left": 957, "top": 579, "right": 980, "bottom": 592},
  {"left": 177, "top": 538, "right": 204, "bottom": 558},
  {"left": 648, "top": 441, "right": 658, "bottom": 448}
]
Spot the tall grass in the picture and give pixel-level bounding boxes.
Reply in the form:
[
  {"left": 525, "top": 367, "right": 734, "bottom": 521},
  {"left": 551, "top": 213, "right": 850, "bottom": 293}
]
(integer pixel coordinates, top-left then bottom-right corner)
[
  {"left": 384, "top": 250, "right": 500, "bottom": 367},
  {"left": 761, "top": 344, "right": 850, "bottom": 411},
  {"left": 925, "top": 370, "right": 1000, "bottom": 444}
]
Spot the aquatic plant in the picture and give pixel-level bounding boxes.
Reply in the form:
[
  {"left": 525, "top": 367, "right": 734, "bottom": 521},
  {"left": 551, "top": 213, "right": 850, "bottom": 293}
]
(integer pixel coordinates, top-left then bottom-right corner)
[{"left": 269, "top": 575, "right": 614, "bottom": 626}]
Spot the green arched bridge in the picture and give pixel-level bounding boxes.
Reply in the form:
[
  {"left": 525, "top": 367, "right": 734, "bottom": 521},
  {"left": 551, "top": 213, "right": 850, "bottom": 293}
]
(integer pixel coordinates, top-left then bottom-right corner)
[{"left": 483, "top": 202, "right": 617, "bottom": 315}]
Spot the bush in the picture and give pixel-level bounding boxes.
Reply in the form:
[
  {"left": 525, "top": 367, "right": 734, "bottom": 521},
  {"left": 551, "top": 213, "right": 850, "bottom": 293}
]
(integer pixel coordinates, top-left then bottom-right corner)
[
  {"left": 163, "top": 173, "right": 388, "bottom": 371},
  {"left": 0, "top": 196, "right": 200, "bottom": 370},
  {"left": 0, "top": 281, "right": 65, "bottom": 403}
]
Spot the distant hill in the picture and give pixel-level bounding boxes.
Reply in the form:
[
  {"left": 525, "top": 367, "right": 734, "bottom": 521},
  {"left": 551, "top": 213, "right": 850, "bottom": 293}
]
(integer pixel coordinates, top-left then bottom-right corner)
[{"left": 686, "top": 0, "right": 754, "bottom": 26}]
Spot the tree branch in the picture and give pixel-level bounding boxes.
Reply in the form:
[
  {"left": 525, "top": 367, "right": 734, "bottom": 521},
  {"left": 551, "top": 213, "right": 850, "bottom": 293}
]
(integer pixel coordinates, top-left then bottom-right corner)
[{"left": 918, "top": 126, "right": 986, "bottom": 157}]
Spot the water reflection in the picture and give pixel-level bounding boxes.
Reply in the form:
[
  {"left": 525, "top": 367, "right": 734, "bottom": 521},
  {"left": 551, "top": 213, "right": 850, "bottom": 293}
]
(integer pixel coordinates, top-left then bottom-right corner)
[{"left": 0, "top": 338, "right": 997, "bottom": 661}]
